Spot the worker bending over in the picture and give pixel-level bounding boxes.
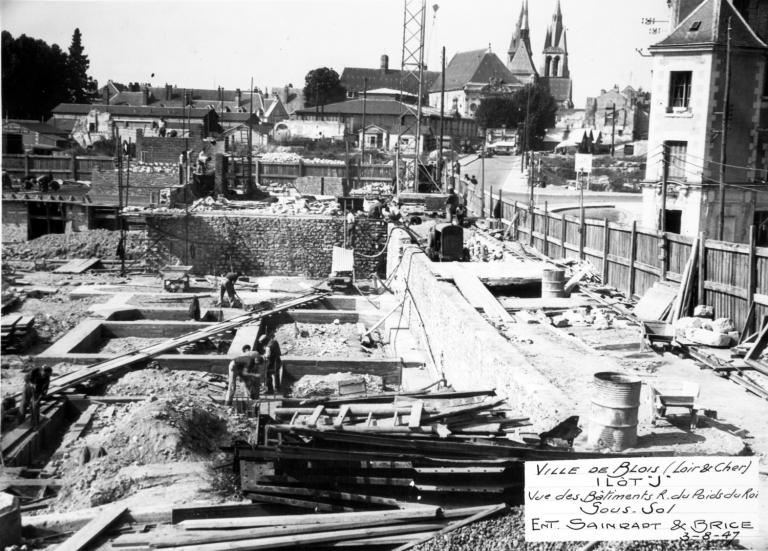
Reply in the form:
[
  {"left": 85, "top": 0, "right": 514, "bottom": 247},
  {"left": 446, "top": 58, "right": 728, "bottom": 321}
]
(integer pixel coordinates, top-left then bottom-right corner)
[
  {"left": 224, "top": 345, "right": 262, "bottom": 406},
  {"left": 219, "top": 272, "right": 242, "bottom": 308},
  {"left": 18, "top": 366, "right": 52, "bottom": 427}
]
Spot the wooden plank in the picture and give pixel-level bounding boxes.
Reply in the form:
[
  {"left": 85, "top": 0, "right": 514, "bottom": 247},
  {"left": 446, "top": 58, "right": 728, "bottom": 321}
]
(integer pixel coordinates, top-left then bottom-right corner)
[
  {"left": 227, "top": 324, "right": 261, "bottom": 355},
  {"left": 408, "top": 400, "right": 424, "bottom": 429},
  {"left": 57, "top": 503, "right": 126, "bottom": 551},
  {"left": 246, "top": 492, "right": 354, "bottom": 512},
  {"left": 307, "top": 405, "right": 325, "bottom": 427},
  {"left": 60, "top": 404, "right": 100, "bottom": 448},
  {"left": 451, "top": 265, "right": 513, "bottom": 321},
  {"left": 244, "top": 485, "right": 405, "bottom": 508},
  {"left": 1, "top": 314, "right": 22, "bottom": 328},
  {"left": 628, "top": 221, "right": 637, "bottom": 296},
  {"left": 169, "top": 522, "right": 448, "bottom": 551},
  {"left": 703, "top": 280, "right": 749, "bottom": 299},
  {"left": 179, "top": 507, "right": 440, "bottom": 530},
  {"left": 633, "top": 282, "right": 678, "bottom": 321},
  {"left": 333, "top": 404, "right": 351, "bottom": 428},
  {"left": 54, "top": 257, "right": 101, "bottom": 274}
]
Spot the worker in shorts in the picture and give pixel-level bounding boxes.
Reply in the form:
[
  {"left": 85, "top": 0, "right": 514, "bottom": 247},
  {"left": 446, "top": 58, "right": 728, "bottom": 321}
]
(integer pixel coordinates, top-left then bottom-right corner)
[{"left": 224, "top": 345, "right": 262, "bottom": 405}]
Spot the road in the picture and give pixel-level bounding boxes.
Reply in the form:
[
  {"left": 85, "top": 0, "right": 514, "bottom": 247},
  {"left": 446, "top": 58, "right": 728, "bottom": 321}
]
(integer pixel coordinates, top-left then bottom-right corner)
[{"left": 457, "top": 153, "right": 644, "bottom": 219}]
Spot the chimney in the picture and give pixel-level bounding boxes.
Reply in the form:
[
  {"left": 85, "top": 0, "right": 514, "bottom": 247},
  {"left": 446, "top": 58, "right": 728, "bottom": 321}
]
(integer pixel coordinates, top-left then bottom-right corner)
[
  {"left": 380, "top": 54, "right": 389, "bottom": 72},
  {"left": 104, "top": 87, "right": 110, "bottom": 105},
  {"left": 236, "top": 88, "right": 242, "bottom": 108},
  {"left": 141, "top": 86, "right": 149, "bottom": 105},
  {"left": 165, "top": 84, "right": 172, "bottom": 101}
]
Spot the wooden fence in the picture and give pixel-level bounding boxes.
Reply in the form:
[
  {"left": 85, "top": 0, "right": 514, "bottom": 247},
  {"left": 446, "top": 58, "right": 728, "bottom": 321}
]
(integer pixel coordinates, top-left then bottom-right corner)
[
  {"left": 2, "top": 154, "right": 115, "bottom": 180},
  {"left": 460, "top": 182, "right": 768, "bottom": 334}
]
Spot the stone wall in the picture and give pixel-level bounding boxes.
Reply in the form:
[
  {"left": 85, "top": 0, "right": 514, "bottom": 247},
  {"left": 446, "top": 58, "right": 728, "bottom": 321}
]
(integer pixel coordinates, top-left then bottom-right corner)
[
  {"left": 145, "top": 213, "right": 388, "bottom": 277},
  {"left": 136, "top": 130, "right": 206, "bottom": 164},
  {"left": 89, "top": 170, "right": 181, "bottom": 206},
  {"left": 2, "top": 201, "right": 28, "bottom": 243},
  {"left": 385, "top": 228, "right": 570, "bottom": 430}
]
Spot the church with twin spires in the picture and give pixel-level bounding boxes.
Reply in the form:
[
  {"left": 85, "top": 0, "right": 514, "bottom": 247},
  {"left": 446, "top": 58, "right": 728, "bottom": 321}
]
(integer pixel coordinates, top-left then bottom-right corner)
[{"left": 507, "top": 0, "right": 574, "bottom": 109}]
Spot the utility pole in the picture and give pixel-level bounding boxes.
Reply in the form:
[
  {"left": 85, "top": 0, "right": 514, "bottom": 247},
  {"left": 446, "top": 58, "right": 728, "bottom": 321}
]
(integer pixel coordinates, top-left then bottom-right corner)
[
  {"left": 481, "top": 131, "right": 486, "bottom": 218},
  {"left": 247, "top": 77, "right": 253, "bottom": 195},
  {"left": 439, "top": 46, "right": 446, "bottom": 191},
  {"left": 360, "top": 77, "right": 367, "bottom": 189},
  {"left": 114, "top": 124, "right": 125, "bottom": 276},
  {"left": 718, "top": 17, "right": 732, "bottom": 241},
  {"left": 610, "top": 103, "right": 617, "bottom": 157},
  {"left": 529, "top": 152, "right": 535, "bottom": 207},
  {"left": 660, "top": 144, "right": 668, "bottom": 232}
]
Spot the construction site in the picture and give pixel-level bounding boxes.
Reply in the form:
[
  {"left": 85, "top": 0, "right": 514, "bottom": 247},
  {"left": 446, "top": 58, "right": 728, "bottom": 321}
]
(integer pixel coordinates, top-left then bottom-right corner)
[{"left": 3, "top": 0, "right": 768, "bottom": 548}]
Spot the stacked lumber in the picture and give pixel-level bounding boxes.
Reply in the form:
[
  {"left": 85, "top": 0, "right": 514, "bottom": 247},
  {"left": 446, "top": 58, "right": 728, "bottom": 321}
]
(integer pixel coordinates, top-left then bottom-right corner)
[
  {"left": 109, "top": 503, "right": 506, "bottom": 550},
  {"left": 234, "top": 391, "right": 615, "bottom": 513},
  {"left": 1, "top": 314, "right": 36, "bottom": 353}
]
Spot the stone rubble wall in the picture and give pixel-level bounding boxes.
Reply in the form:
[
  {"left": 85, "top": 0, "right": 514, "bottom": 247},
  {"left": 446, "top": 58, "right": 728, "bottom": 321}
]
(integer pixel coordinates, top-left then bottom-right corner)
[
  {"left": 386, "top": 227, "right": 571, "bottom": 431},
  {"left": 146, "top": 213, "right": 388, "bottom": 277}
]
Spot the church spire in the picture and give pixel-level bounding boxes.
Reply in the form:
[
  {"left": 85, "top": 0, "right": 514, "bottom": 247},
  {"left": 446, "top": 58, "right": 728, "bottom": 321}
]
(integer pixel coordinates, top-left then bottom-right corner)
[{"left": 508, "top": 0, "right": 531, "bottom": 63}]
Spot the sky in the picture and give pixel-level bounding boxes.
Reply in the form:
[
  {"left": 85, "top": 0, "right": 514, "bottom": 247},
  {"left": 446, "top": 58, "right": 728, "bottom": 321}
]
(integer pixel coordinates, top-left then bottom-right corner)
[{"left": 1, "top": 0, "right": 671, "bottom": 107}]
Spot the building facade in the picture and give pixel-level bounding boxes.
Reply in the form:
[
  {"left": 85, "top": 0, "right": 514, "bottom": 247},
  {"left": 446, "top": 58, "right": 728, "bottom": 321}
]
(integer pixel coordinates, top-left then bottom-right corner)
[{"left": 642, "top": 0, "right": 768, "bottom": 242}]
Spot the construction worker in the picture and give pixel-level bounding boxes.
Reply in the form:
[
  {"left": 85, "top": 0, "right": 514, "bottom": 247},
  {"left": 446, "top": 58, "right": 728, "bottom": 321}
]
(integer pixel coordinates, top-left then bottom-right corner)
[
  {"left": 158, "top": 117, "right": 167, "bottom": 137},
  {"left": 37, "top": 365, "right": 52, "bottom": 400},
  {"left": 224, "top": 345, "right": 262, "bottom": 405},
  {"left": 18, "top": 367, "right": 41, "bottom": 427},
  {"left": 263, "top": 328, "right": 283, "bottom": 395},
  {"left": 445, "top": 187, "right": 459, "bottom": 223},
  {"left": 219, "top": 272, "right": 242, "bottom": 308}
]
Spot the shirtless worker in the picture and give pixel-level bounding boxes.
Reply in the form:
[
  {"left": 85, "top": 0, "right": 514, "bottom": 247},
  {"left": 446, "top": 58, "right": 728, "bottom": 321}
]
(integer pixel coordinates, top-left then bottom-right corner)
[
  {"left": 224, "top": 345, "right": 262, "bottom": 405},
  {"left": 219, "top": 272, "right": 242, "bottom": 308}
]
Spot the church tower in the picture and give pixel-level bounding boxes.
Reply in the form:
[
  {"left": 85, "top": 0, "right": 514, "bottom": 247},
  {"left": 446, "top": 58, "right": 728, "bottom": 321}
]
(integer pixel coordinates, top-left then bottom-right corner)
[
  {"left": 506, "top": 0, "right": 538, "bottom": 83},
  {"left": 541, "top": 0, "right": 573, "bottom": 108}
]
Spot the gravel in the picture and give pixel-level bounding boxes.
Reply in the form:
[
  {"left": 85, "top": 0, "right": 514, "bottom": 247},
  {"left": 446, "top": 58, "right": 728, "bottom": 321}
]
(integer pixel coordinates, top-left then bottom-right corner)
[
  {"left": 2, "top": 229, "right": 146, "bottom": 261},
  {"left": 412, "top": 507, "right": 742, "bottom": 551}
]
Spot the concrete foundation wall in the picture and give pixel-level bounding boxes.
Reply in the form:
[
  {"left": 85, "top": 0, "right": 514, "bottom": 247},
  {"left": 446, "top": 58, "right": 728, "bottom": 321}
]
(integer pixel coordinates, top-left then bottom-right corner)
[
  {"left": 145, "top": 213, "right": 388, "bottom": 277},
  {"left": 2, "top": 202, "right": 28, "bottom": 243},
  {"left": 386, "top": 229, "right": 570, "bottom": 430}
]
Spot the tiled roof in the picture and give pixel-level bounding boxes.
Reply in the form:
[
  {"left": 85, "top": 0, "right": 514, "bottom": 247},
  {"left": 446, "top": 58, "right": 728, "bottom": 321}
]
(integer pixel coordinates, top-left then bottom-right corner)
[
  {"left": 52, "top": 103, "right": 215, "bottom": 118},
  {"left": 295, "top": 98, "right": 410, "bottom": 117},
  {"left": 654, "top": 0, "right": 767, "bottom": 49},
  {"left": 507, "top": 43, "right": 538, "bottom": 77},
  {"left": 341, "top": 67, "right": 440, "bottom": 97},
  {"left": 3, "top": 120, "right": 70, "bottom": 136},
  {"left": 429, "top": 50, "right": 519, "bottom": 93}
]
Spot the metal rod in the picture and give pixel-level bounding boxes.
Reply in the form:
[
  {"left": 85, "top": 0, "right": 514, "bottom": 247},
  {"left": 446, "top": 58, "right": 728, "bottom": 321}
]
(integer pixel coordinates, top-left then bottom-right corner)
[{"left": 439, "top": 45, "right": 445, "bottom": 191}]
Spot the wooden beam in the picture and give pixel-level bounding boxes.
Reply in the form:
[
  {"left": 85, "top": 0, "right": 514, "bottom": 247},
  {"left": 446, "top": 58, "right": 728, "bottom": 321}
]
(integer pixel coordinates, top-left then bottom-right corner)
[
  {"left": 628, "top": 221, "right": 637, "bottom": 297},
  {"left": 408, "top": 400, "right": 424, "bottom": 429},
  {"left": 57, "top": 503, "right": 126, "bottom": 551},
  {"left": 747, "top": 225, "right": 757, "bottom": 334},
  {"left": 307, "top": 405, "right": 325, "bottom": 427}
]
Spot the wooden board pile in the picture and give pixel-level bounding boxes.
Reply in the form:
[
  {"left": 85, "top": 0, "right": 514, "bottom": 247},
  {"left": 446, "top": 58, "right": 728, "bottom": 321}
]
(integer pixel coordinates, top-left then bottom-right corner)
[
  {"left": 108, "top": 503, "right": 506, "bottom": 550},
  {"left": 233, "top": 390, "right": 608, "bottom": 515},
  {"left": 1, "top": 313, "right": 36, "bottom": 353}
]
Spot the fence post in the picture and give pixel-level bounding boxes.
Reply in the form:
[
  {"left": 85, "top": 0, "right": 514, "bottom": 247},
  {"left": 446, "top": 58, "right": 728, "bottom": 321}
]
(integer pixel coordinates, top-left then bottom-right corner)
[
  {"left": 543, "top": 202, "right": 549, "bottom": 257},
  {"left": 489, "top": 186, "right": 493, "bottom": 219},
  {"left": 529, "top": 203, "right": 534, "bottom": 247},
  {"left": 513, "top": 202, "right": 519, "bottom": 240},
  {"left": 579, "top": 212, "right": 585, "bottom": 260},
  {"left": 628, "top": 220, "right": 637, "bottom": 297},
  {"left": 71, "top": 151, "right": 78, "bottom": 180},
  {"left": 254, "top": 159, "right": 260, "bottom": 185},
  {"left": 561, "top": 214, "right": 567, "bottom": 258},
  {"left": 697, "top": 232, "right": 706, "bottom": 310},
  {"left": 602, "top": 218, "right": 610, "bottom": 284},
  {"left": 24, "top": 154, "right": 30, "bottom": 177},
  {"left": 659, "top": 232, "right": 667, "bottom": 281},
  {"left": 747, "top": 225, "right": 757, "bottom": 333},
  {"left": 298, "top": 159, "right": 305, "bottom": 177}
]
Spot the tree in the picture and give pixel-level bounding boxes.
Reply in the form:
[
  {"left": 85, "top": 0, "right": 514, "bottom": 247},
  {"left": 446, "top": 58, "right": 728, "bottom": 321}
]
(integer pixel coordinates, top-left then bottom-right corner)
[
  {"left": 66, "top": 28, "right": 94, "bottom": 103},
  {"left": 474, "top": 81, "right": 558, "bottom": 150},
  {"left": 2, "top": 31, "right": 71, "bottom": 120},
  {"left": 303, "top": 67, "right": 346, "bottom": 108}
]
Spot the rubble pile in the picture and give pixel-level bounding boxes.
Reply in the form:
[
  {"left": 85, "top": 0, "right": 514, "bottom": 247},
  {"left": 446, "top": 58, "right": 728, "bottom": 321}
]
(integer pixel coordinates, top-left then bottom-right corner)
[
  {"left": 105, "top": 368, "right": 219, "bottom": 397},
  {"left": 2, "top": 229, "right": 146, "bottom": 261},
  {"left": 111, "top": 162, "right": 178, "bottom": 174},
  {"left": 276, "top": 321, "right": 385, "bottom": 358},
  {"left": 674, "top": 315, "right": 738, "bottom": 347},
  {"left": 98, "top": 336, "right": 167, "bottom": 355},
  {"left": 290, "top": 372, "right": 385, "bottom": 398},
  {"left": 257, "top": 152, "right": 345, "bottom": 165}
]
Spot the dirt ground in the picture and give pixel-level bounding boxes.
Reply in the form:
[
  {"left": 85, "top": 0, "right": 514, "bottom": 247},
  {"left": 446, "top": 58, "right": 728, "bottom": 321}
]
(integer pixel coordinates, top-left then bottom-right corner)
[
  {"left": 276, "top": 321, "right": 385, "bottom": 358},
  {"left": 290, "top": 372, "right": 385, "bottom": 398},
  {"left": 45, "top": 368, "right": 255, "bottom": 513}
]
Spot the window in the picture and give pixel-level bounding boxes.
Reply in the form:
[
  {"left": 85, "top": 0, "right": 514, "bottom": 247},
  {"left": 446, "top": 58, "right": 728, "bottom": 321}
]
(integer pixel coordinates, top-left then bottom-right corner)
[
  {"left": 755, "top": 211, "right": 768, "bottom": 246},
  {"left": 663, "top": 210, "right": 682, "bottom": 234},
  {"left": 664, "top": 140, "right": 688, "bottom": 180},
  {"left": 668, "top": 71, "right": 692, "bottom": 110},
  {"left": 689, "top": 21, "right": 701, "bottom": 31}
]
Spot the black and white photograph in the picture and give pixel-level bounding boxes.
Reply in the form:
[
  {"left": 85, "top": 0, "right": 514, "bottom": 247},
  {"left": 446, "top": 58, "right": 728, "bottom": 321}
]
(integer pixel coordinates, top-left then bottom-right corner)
[{"left": 1, "top": 0, "right": 767, "bottom": 549}]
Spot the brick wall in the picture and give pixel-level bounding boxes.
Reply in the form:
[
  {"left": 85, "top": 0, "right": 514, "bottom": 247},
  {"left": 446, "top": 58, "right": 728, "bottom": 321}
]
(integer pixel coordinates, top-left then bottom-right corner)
[
  {"left": 136, "top": 130, "right": 206, "bottom": 164},
  {"left": 145, "top": 213, "right": 388, "bottom": 277},
  {"left": 2, "top": 201, "right": 28, "bottom": 243},
  {"left": 89, "top": 169, "right": 181, "bottom": 206},
  {"left": 385, "top": 229, "right": 570, "bottom": 431}
]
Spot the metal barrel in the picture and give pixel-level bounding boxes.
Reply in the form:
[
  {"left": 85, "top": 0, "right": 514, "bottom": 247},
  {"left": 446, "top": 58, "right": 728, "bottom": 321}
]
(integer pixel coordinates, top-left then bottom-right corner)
[
  {"left": 541, "top": 268, "right": 565, "bottom": 298},
  {"left": 588, "top": 371, "right": 642, "bottom": 451}
]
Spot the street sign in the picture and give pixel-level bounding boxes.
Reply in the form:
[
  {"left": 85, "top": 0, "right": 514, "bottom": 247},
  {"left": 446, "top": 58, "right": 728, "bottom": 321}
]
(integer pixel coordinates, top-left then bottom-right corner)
[{"left": 575, "top": 153, "right": 593, "bottom": 173}]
